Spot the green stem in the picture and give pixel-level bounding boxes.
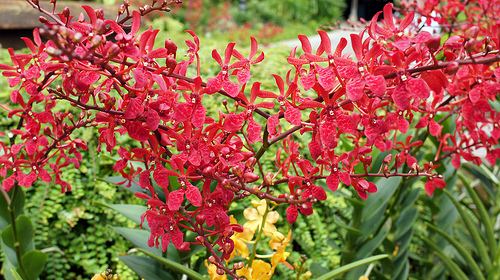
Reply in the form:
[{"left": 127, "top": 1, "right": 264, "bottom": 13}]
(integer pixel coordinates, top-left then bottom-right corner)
[
  {"left": 248, "top": 200, "right": 270, "bottom": 266},
  {"left": 137, "top": 248, "right": 206, "bottom": 280}
]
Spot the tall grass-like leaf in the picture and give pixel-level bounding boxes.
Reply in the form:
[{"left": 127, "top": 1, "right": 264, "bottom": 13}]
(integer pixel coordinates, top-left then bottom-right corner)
[
  {"left": 426, "top": 223, "right": 484, "bottom": 280},
  {"left": 443, "top": 190, "right": 491, "bottom": 271},
  {"left": 137, "top": 248, "right": 206, "bottom": 280},
  {"left": 459, "top": 174, "right": 497, "bottom": 260},
  {"left": 421, "top": 238, "right": 469, "bottom": 280},
  {"left": 315, "top": 254, "right": 389, "bottom": 280},
  {"left": 119, "top": 255, "right": 176, "bottom": 280}
]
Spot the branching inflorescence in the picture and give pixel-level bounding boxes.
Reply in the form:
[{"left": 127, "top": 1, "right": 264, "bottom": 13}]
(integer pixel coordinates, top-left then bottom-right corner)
[{"left": 0, "top": 0, "right": 498, "bottom": 278}]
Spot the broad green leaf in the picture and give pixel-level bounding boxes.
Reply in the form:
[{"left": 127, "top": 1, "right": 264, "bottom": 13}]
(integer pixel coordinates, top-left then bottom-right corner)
[
  {"left": 1, "top": 240, "right": 19, "bottom": 268},
  {"left": 400, "top": 188, "right": 420, "bottom": 206},
  {"left": 316, "top": 254, "right": 389, "bottom": 280},
  {"left": 107, "top": 204, "right": 148, "bottom": 229},
  {"left": 435, "top": 194, "right": 458, "bottom": 230},
  {"left": 119, "top": 255, "right": 176, "bottom": 280},
  {"left": 105, "top": 176, "right": 143, "bottom": 193},
  {"left": 363, "top": 177, "right": 401, "bottom": 220},
  {"left": 21, "top": 250, "right": 48, "bottom": 280},
  {"left": 0, "top": 188, "right": 25, "bottom": 230},
  {"left": 2, "top": 215, "right": 34, "bottom": 255},
  {"left": 113, "top": 227, "right": 161, "bottom": 256},
  {"left": 394, "top": 207, "right": 418, "bottom": 240},
  {"left": 5, "top": 266, "right": 24, "bottom": 280},
  {"left": 355, "top": 220, "right": 391, "bottom": 259}
]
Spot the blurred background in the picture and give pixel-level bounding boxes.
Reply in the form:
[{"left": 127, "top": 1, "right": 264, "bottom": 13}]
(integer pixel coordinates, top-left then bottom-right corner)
[{"left": 0, "top": 0, "right": 393, "bottom": 49}]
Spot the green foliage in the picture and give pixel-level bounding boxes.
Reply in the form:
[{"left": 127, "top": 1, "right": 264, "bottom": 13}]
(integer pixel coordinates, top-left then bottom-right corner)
[
  {"left": 1, "top": 188, "right": 47, "bottom": 280},
  {"left": 233, "top": 0, "right": 346, "bottom": 25}
]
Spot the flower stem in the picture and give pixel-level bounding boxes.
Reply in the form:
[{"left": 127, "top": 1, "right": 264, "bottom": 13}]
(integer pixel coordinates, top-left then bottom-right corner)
[{"left": 248, "top": 200, "right": 270, "bottom": 266}]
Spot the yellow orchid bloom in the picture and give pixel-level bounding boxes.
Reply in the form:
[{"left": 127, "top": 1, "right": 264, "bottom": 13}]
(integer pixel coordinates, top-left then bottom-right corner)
[
  {"left": 236, "top": 260, "right": 273, "bottom": 280},
  {"left": 243, "top": 199, "right": 284, "bottom": 240},
  {"left": 270, "top": 231, "right": 292, "bottom": 268},
  {"left": 229, "top": 215, "right": 254, "bottom": 260},
  {"left": 205, "top": 261, "right": 227, "bottom": 280}
]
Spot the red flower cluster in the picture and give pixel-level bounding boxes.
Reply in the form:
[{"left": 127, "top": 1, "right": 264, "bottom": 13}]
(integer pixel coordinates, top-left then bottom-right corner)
[{"left": 0, "top": 0, "right": 498, "bottom": 276}]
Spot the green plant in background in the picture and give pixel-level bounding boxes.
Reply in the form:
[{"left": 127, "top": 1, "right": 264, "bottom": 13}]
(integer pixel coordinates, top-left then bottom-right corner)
[
  {"left": 421, "top": 166, "right": 499, "bottom": 280},
  {"left": 232, "top": 0, "right": 345, "bottom": 26},
  {"left": 1, "top": 188, "right": 47, "bottom": 280}
]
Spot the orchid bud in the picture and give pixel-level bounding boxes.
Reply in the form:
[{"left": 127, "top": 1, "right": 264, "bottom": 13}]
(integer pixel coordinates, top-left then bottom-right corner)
[
  {"left": 444, "top": 62, "right": 459, "bottom": 75},
  {"left": 62, "top": 7, "right": 70, "bottom": 18},
  {"left": 245, "top": 157, "right": 256, "bottom": 168},
  {"left": 465, "top": 26, "right": 479, "bottom": 39},
  {"left": 39, "top": 16, "right": 50, "bottom": 25},
  {"left": 165, "top": 39, "right": 178, "bottom": 57},
  {"left": 202, "top": 166, "right": 214, "bottom": 175},
  {"left": 243, "top": 172, "right": 259, "bottom": 183},
  {"left": 426, "top": 36, "right": 441, "bottom": 52},
  {"left": 166, "top": 57, "right": 177, "bottom": 71},
  {"left": 264, "top": 172, "right": 273, "bottom": 186},
  {"left": 383, "top": 154, "right": 393, "bottom": 164}
]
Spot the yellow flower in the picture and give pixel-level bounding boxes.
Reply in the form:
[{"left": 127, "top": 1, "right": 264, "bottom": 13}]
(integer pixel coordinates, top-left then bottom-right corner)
[
  {"left": 236, "top": 260, "right": 273, "bottom": 280},
  {"left": 205, "top": 261, "right": 227, "bottom": 280},
  {"left": 359, "top": 276, "right": 369, "bottom": 280},
  {"left": 229, "top": 216, "right": 254, "bottom": 259},
  {"left": 243, "top": 199, "right": 284, "bottom": 240},
  {"left": 270, "top": 231, "right": 292, "bottom": 268}
]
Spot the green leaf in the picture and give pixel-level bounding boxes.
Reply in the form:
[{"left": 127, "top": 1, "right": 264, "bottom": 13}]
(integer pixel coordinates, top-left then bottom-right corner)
[
  {"left": 426, "top": 223, "right": 484, "bottom": 280},
  {"left": 392, "top": 259, "right": 409, "bottom": 280},
  {"left": 0, "top": 256, "right": 23, "bottom": 280},
  {"left": 1, "top": 238, "right": 19, "bottom": 266},
  {"left": 2, "top": 215, "right": 34, "bottom": 255},
  {"left": 421, "top": 238, "right": 469, "bottom": 280},
  {"left": 0, "top": 188, "right": 25, "bottom": 230},
  {"left": 137, "top": 248, "right": 206, "bottom": 280},
  {"left": 106, "top": 204, "right": 148, "bottom": 229},
  {"left": 394, "top": 207, "right": 418, "bottom": 240},
  {"left": 119, "top": 255, "right": 176, "bottom": 280},
  {"left": 363, "top": 177, "right": 401, "bottom": 221},
  {"left": 21, "top": 250, "right": 48, "bottom": 280},
  {"left": 460, "top": 174, "right": 497, "bottom": 260},
  {"left": 315, "top": 254, "right": 389, "bottom": 280},
  {"left": 355, "top": 220, "right": 391, "bottom": 259},
  {"left": 444, "top": 190, "right": 491, "bottom": 271},
  {"left": 113, "top": 227, "right": 161, "bottom": 256},
  {"left": 6, "top": 268, "right": 24, "bottom": 280}
]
